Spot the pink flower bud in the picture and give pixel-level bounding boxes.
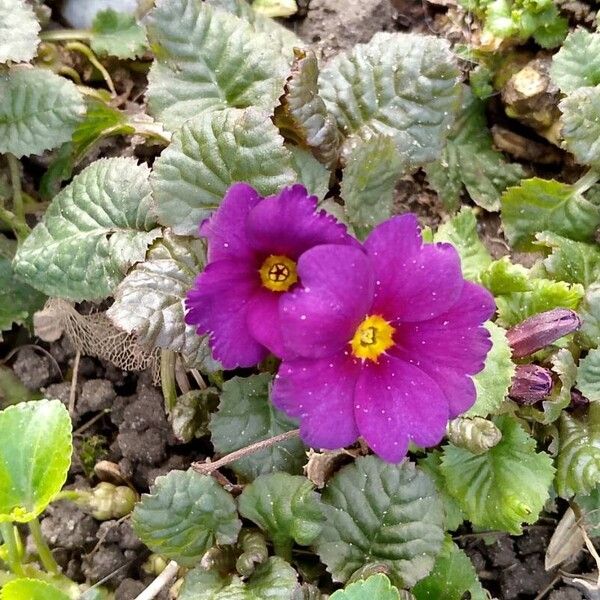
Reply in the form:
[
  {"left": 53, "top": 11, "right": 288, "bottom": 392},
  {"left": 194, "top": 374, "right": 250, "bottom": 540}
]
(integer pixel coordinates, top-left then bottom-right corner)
[{"left": 509, "top": 364, "right": 553, "bottom": 404}]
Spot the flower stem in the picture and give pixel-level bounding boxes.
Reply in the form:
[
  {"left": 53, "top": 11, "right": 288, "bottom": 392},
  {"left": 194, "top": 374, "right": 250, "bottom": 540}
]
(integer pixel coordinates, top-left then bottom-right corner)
[
  {"left": 40, "top": 29, "right": 93, "bottom": 42},
  {"left": 272, "top": 537, "right": 293, "bottom": 562},
  {"left": 6, "top": 154, "right": 23, "bottom": 223},
  {"left": 0, "top": 522, "right": 25, "bottom": 576},
  {"left": 28, "top": 517, "right": 60, "bottom": 575},
  {"left": 573, "top": 169, "right": 600, "bottom": 195},
  {"left": 65, "top": 42, "right": 116, "bottom": 95},
  {"left": 192, "top": 429, "right": 301, "bottom": 475},
  {"left": 160, "top": 349, "right": 177, "bottom": 413}
]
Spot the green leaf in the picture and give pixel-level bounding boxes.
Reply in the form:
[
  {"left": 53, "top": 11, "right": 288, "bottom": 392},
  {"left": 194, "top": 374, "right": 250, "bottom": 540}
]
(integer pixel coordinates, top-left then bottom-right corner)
[
  {"left": 440, "top": 415, "right": 555, "bottom": 534},
  {"left": 146, "top": 0, "right": 289, "bottom": 130},
  {"left": 542, "top": 349, "right": 577, "bottom": 424},
  {"left": 319, "top": 32, "right": 460, "bottom": 167},
  {"left": 0, "top": 578, "right": 69, "bottom": 600},
  {"left": 550, "top": 29, "right": 600, "bottom": 93},
  {"left": 91, "top": 9, "right": 146, "bottom": 59},
  {"left": 238, "top": 473, "right": 324, "bottom": 556},
  {"left": 500, "top": 178, "right": 600, "bottom": 251},
  {"left": 180, "top": 557, "right": 298, "bottom": 600},
  {"left": 0, "top": 67, "right": 85, "bottom": 158},
  {"left": 468, "top": 322, "right": 515, "bottom": 417},
  {"left": 433, "top": 208, "right": 492, "bottom": 282},
  {"left": 340, "top": 135, "right": 404, "bottom": 237},
  {"left": 151, "top": 107, "right": 295, "bottom": 235},
  {"left": 315, "top": 456, "right": 444, "bottom": 586},
  {"left": 480, "top": 257, "right": 531, "bottom": 295},
  {"left": 425, "top": 88, "right": 524, "bottom": 211},
  {"left": 107, "top": 233, "right": 218, "bottom": 370},
  {"left": 0, "top": 0, "right": 40, "bottom": 63},
  {"left": 0, "top": 399, "right": 72, "bottom": 522},
  {"left": 575, "top": 487, "right": 600, "bottom": 537},
  {"left": 0, "top": 256, "right": 45, "bottom": 337},
  {"left": 288, "top": 145, "right": 330, "bottom": 200},
  {"left": 576, "top": 348, "right": 600, "bottom": 403},
  {"left": 412, "top": 539, "right": 486, "bottom": 600},
  {"left": 14, "top": 158, "right": 161, "bottom": 301},
  {"left": 209, "top": 374, "right": 306, "bottom": 481},
  {"left": 171, "top": 389, "right": 219, "bottom": 442},
  {"left": 132, "top": 469, "right": 241, "bottom": 566},
  {"left": 253, "top": 0, "right": 297, "bottom": 18},
  {"left": 330, "top": 574, "right": 401, "bottom": 600},
  {"left": 555, "top": 404, "right": 600, "bottom": 498},
  {"left": 578, "top": 284, "right": 600, "bottom": 349},
  {"left": 560, "top": 85, "right": 600, "bottom": 168}
]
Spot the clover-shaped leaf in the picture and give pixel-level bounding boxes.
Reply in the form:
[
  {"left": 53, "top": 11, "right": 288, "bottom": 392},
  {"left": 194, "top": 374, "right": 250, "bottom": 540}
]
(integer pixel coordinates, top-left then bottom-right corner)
[
  {"left": 0, "top": 579, "right": 70, "bottom": 600},
  {"left": 238, "top": 473, "right": 324, "bottom": 557},
  {"left": 315, "top": 456, "right": 444, "bottom": 587},
  {"left": 0, "top": 0, "right": 40, "bottom": 64},
  {"left": 0, "top": 400, "right": 72, "bottom": 523},
  {"left": 132, "top": 469, "right": 241, "bottom": 566},
  {"left": 329, "top": 574, "right": 401, "bottom": 600}
]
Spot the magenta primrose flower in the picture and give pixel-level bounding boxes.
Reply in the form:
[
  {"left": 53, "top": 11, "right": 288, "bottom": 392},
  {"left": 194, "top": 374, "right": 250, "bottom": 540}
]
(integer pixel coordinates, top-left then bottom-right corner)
[
  {"left": 272, "top": 214, "right": 495, "bottom": 462},
  {"left": 185, "top": 183, "right": 356, "bottom": 368}
]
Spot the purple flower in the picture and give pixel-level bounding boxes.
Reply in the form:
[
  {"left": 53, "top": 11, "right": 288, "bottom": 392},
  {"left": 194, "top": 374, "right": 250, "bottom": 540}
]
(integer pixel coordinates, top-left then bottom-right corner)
[
  {"left": 272, "top": 215, "right": 495, "bottom": 462},
  {"left": 185, "top": 183, "right": 355, "bottom": 369}
]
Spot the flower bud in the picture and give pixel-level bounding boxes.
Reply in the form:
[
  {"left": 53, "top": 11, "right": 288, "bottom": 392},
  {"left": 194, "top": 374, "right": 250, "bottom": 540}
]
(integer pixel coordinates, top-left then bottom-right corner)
[
  {"left": 446, "top": 417, "right": 502, "bottom": 454},
  {"left": 506, "top": 309, "right": 581, "bottom": 358},
  {"left": 570, "top": 388, "right": 590, "bottom": 408},
  {"left": 509, "top": 364, "right": 553, "bottom": 404},
  {"left": 85, "top": 482, "right": 138, "bottom": 520}
]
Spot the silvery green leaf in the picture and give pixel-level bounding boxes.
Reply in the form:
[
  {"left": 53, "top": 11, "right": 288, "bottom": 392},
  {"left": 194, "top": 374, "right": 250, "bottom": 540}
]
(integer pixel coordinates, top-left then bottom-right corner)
[
  {"left": 0, "top": 0, "right": 40, "bottom": 63},
  {"left": 288, "top": 145, "right": 330, "bottom": 200},
  {"left": 90, "top": 9, "right": 147, "bottom": 59},
  {"left": 151, "top": 107, "right": 295, "bottom": 235},
  {"left": 578, "top": 284, "right": 600, "bottom": 349},
  {"left": 14, "top": 158, "right": 161, "bottom": 301},
  {"left": 319, "top": 32, "right": 460, "bottom": 166},
  {"left": 146, "top": 0, "right": 290, "bottom": 130},
  {"left": 329, "top": 574, "right": 402, "bottom": 600},
  {"left": 550, "top": 29, "right": 600, "bottom": 93},
  {"left": 107, "top": 232, "right": 219, "bottom": 371},
  {"left": 576, "top": 348, "right": 600, "bottom": 403},
  {"left": 0, "top": 67, "right": 85, "bottom": 157}
]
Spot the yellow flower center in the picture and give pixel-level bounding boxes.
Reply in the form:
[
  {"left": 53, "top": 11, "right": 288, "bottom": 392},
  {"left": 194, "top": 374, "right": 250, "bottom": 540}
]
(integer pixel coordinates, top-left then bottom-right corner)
[
  {"left": 259, "top": 254, "right": 298, "bottom": 292},
  {"left": 350, "top": 314, "right": 396, "bottom": 362}
]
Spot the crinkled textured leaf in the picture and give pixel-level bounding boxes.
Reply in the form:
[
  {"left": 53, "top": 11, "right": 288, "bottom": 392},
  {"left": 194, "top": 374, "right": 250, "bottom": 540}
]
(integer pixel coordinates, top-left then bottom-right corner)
[
  {"left": 319, "top": 32, "right": 460, "bottom": 166},
  {"left": 0, "top": 579, "right": 69, "bottom": 600},
  {"left": 288, "top": 145, "right": 330, "bottom": 200},
  {"left": 0, "top": 67, "right": 84, "bottom": 157},
  {"left": 425, "top": 89, "right": 523, "bottom": 211},
  {"left": 0, "top": 0, "right": 40, "bottom": 63},
  {"left": 209, "top": 374, "right": 306, "bottom": 481},
  {"left": 579, "top": 284, "right": 600, "bottom": 349},
  {"left": 315, "top": 456, "right": 444, "bottom": 586},
  {"left": 500, "top": 178, "right": 600, "bottom": 251},
  {"left": 468, "top": 322, "right": 515, "bottom": 417},
  {"left": 0, "top": 256, "right": 45, "bottom": 337},
  {"left": 340, "top": 135, "right": 404, "bottom": 238},
  {"left": 146, "top": 0, "right": 289, "bottom": 130},
  {"left": 14, "top": 158, "right": 161, "bottom": 301},
  {"left": 412, "top": 539, "right": 486, "bottom": 600},
  {"left": 171, "top": 389, "right": 218, "bottom": 442},
  {"left": 132, "top": 469, "right": 241, "bottom": 566},
  {"left": 151, "top": 107, "right": 295, "bottom": 235},
  {"left": 277, "top": 49, "right": 341, "bottom": 167},
  {"left": 179, "top": 557, "right": 298, "bottom": 600},
  {"left": 481, "top": 257, "right": 531, "bottom": 295},
  {"left": 440, "top": 416, "right": 555, "bottom": 534},
  {"left": 107, "top": 233, "right": 218, "bottom": 371},
  {"left": 330, "top": 574, "right": 401, "bottom": 600},
  {"left": 0, "top": 399, "right": 72, "bottom": 522},
  {"left": 560, "top": 85, "right": 600, "bottom": 168},
  {"left": 418, "top": 451, "right": 465, "bottom": 531},
  {"left": 576, "top": 487, "right": 600, "bottom": 537},
  {"left": 91, "top": 9, "right": 146, "bottom": 59},
  {"left": 550, "top": 29, "right": 600, "bottom": 93},
  {"left": 555, "top": 404, "right": 600, "bottom": 498},
  {"left": 577, "top": 348, "right": 600, "bottom": 403},
  {"left": 238, "top": 474, "right": 324, "bottom": 552},
  {"left": 433, "top": 208, "right": 492, "bottom": 282},
  {"left": 545, "top": 349, "right": 577, "bottom": 423}
]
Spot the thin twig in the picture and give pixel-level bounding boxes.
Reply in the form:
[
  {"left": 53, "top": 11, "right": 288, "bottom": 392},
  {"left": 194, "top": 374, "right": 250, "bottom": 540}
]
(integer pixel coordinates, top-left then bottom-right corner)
[
  {"left": 579, "top": 524, "right": 600, "bottom": 586},
  {"left": 133, "top": 560, "right": 179, "bottom": 600},
  {"left": 192, "top": 429, "right": 301, "bottom": 474},
  {"left": 533, "top": 574, "right": 560, "bottom": 600},
  {"left": 69, "top": 349, "right": 81, "bottom": 416},
  {"left": 73, "top": 409, "right": 110, "bottom": 436}
]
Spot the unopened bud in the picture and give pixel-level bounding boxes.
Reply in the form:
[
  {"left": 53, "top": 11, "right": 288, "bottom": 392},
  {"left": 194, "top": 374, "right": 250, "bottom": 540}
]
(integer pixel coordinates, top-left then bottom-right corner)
[
  {"left": 570, "top": 388, "right": 590, "bottom": 408},
  {"left": 509, "top": 364, "right": 553, "bottom": 404},
  {"left": 447, "top": 417, "right": 502, "bottom": 454},
  {"left": 84, "top": 482, "right": 138, "bottom": 520},
  {"left": 506, "top": 309, "right": 580, "bottom": 358}
]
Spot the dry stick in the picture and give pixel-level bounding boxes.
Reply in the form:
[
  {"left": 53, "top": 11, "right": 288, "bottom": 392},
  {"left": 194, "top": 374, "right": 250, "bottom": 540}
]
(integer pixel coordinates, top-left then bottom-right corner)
[
  {"left": 133, "top": 560, "right": 179, "bottom": 600},
  {"left": 68, "top": 349, "right": 81, "bottom": 416},
  {"left": 579, "top": 524, "right": 600, "bottom": 586},
  {"left": 192, "top": 429, "right": 301, "bottom": 475}
]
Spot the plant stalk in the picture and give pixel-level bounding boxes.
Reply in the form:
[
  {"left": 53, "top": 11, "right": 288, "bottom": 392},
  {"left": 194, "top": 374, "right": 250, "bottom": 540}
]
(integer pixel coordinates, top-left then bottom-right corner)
[
  {"left": 160, "top": 349, "right": 178, "bottom": 413},
  {"left": 6, "top": 154, "right": 23, "bottom": 223},
  {"left": 272, "top": 536, "right": 293, "bottom": 562},
  {"left": 573, "top": 168, "right": 600, "bottom": 195},
  {"left": 0, "top": 522, "right": 25, "bottom": 576},
  {"left": 40, "top": 29, "right": 93, "bottom": 42},
  {"left": 28, "top": 517, "right": 60, "bottom": 575},
  {"left": 65, "top": 42, "right": 116, "bottom": 95}
]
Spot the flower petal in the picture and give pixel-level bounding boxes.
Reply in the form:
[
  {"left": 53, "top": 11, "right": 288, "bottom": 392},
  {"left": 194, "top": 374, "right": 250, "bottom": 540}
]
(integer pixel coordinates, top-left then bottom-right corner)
[
  {"left": 246, "top": 289, "right": 289, "bottom": 360},
  {"left": 200, "top": 183, "right": 262, "bottom": 262},
  {"left": 354, "top": 355, "right": 449, "bottom": 462},
  {"left": 246, "top": 184, "right": 354, "bottom": 259},
  {"left": 418, "top": 365, "right": 477, "bottom": 418},
  {"left": 272, "top": 353, "right": 361, "bottom": 450},
  {"left": 363, "top": 214, "right": 422, "bottom": 260},
  {"left": 185, "top": 260, "right": 266, "bottom": 368},
  {"left": 280, "top": 244, "right": 374, "bottom": 358}
]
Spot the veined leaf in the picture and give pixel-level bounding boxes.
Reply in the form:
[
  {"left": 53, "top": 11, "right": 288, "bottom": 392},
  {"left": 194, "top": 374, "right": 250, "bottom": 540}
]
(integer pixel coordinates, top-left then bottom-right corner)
[
  {"left": 151, "top": 107, "right": 295, "bottom": 235},
  {"left": 550, "top": 29, "right": 600, "bottom": 93},
  {"left": 91, "top": 9, "right": 147, "bottom": 59},
  {"left": 541, "top": 349, "right": 577, "bottom": 424},
  {"left": 480, "top": 257, "right": 531, "bottom": 295},
  {"left": 319, "top": 32, "right": 460, "bottom": 166},
  {"left": 576, "top": 348, "right": 600, "bottom": 403},
  {"left": 560, "top": 85, "right": 600, "bottom": 167},
  {"left": 330, "top": 574, "right": 401, "bottom": 600},
  {"left": 0, "top": 67, "right": 84, "bottom": 158},
  {"left": 288, "top": 146, "right": 330, "bottom": 200},
  {"left": 578, "top": 284, "right": 600, "bottom": 349},
  {"left": 146, "top": 0, "right": 289, "bottom": 130},
  {"left": 575, "top": 487, "right": 600, "bottom": 538},
  {"left": 0, "top": 400, "right": 72, "bottom": 522},
  {"left": 315, "top": 456, "right": 444, "bottom": 587},
  {"left": 0, "top": 0, "right": 40, "bottom": 63},
  {"left": 14, "top": 158, "right": 161, "bottom": 301},
  {"left": 440, "top": 416, "right": 555, "bottom": 534},
  {"left": 0, "top": 579, "right": 69, "bottom": 600},
  {"left": 107, "top": 233, "right": 219, "bottom": 371},
  {"left": 132, "top": 469, "right": 241, "bottom": 566}
]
